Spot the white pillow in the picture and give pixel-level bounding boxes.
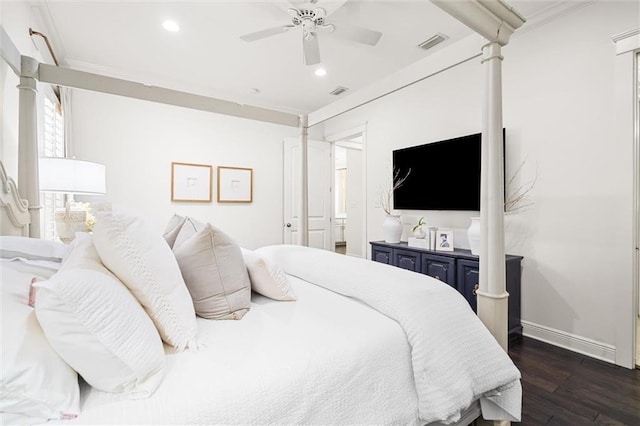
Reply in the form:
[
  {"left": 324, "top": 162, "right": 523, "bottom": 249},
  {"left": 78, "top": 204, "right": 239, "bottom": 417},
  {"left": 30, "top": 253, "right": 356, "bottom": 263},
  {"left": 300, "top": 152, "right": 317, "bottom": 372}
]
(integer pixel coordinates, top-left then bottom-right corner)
[
  {"left": 0, "top": 236, "right": 68, "bottom": 263},
  {"left": 241, "top": 248, "right": 296, "bottom": 301},
  {"left": 34, "top": 234, "right": 166, "bottom": 398},
  {"left": 1, "top": 263, "right": 80, "bottom": 422},
  {"left": 173, "top": 223, "right": 251, "bottom": 320},
  {"left": 92, "top": 205, "right": 198, "bottom": 350}
]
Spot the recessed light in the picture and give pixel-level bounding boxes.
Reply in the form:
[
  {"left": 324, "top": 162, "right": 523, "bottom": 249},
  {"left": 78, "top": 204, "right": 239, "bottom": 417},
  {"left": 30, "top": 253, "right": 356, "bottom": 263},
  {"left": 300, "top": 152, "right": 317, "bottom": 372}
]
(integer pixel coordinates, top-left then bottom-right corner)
[
  {"left": 314, "top": 68, "right": 327, "bottom": 77},
  {"left": 162, "top": 20, "right": 180, "bottom": 32}
]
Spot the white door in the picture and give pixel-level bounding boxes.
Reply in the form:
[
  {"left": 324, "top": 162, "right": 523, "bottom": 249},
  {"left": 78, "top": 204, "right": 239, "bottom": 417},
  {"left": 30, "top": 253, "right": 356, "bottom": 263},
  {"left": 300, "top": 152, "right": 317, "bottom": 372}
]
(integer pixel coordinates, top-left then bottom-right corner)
[{"left": 283, "top": 138, "right": 332, "bottom": 250}]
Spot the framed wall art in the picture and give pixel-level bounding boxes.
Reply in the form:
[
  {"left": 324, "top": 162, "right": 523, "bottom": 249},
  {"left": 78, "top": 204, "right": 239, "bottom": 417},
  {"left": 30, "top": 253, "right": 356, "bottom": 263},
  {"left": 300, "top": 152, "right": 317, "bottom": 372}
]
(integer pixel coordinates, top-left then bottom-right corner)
[
  {"left": 171, "top": 162, "right": 212, "bottom": 202},
  {"left": 217, "top": 166, "right": 253, "bottom": 203}
]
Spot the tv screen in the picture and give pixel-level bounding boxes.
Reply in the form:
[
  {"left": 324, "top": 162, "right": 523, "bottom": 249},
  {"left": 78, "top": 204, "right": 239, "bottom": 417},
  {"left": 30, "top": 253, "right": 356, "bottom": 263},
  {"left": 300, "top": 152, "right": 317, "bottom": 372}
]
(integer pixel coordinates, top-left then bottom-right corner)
[{"left": 392, "top": 131, "right": 505, "bottom": 211}]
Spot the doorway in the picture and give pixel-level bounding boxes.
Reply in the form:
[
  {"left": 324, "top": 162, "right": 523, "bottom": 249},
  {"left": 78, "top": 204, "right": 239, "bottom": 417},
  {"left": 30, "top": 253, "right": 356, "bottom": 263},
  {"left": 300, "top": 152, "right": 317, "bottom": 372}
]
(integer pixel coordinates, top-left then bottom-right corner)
[
  {"left": 328, "top": 126, "right": 366, "bottom": 258},
  {"left": 282, "top": 137, "right": 332, "bottom": 250}
]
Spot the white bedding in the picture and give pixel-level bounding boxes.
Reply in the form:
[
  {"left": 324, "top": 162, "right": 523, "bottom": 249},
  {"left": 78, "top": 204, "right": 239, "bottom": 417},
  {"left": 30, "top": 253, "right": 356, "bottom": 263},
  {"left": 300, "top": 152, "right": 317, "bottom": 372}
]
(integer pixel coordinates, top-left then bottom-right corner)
[
  {"left": 53, "top": 275, "right": 422, "bottom": 425},
  {"left": 257, "top": 245, "right": 522, "bottom": 424}
]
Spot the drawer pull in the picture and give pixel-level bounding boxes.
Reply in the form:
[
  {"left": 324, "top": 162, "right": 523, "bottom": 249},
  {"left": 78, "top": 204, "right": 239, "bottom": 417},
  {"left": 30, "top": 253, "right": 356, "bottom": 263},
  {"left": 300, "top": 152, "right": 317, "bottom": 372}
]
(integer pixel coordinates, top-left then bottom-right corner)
[
  {"left": 435, "top": 275, "right": 440, "bottom": 281},
  {"left": 472, "top": 283, "right": 479, "bottom": 296}
]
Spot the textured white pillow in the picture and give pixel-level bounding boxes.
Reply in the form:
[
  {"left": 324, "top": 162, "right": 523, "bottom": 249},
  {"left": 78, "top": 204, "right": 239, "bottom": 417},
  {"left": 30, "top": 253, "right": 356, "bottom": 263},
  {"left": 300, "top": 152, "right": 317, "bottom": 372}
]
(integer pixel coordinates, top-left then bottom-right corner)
[
  {"left": 92, "top": 205, "right": 198, "bottom": 350},
  {"left": 34, "top": 234, "right": 166, "bottom": 398},
  {"left": 173, "top": 223, "right": 251, "bottom": 320},
  {"left": 241, "top": 248, "right": 296, "bottom": 301},
  {"left": 1, "top": 264, "right": 80, "bottom": 422}
]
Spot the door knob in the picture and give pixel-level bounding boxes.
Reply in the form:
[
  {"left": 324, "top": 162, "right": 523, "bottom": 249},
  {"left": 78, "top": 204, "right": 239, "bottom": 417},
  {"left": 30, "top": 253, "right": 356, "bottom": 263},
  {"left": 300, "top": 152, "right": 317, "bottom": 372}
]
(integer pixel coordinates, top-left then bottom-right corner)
[{"left": 286, "top": 223, "right": 292, "bottom": 228}]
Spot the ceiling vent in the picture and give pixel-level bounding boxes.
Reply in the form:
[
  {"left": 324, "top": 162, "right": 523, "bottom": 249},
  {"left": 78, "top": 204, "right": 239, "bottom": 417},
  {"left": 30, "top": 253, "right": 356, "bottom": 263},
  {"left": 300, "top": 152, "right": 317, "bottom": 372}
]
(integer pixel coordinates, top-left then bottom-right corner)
[
  {"left": 330, "top": 86, "right": 349, "bottom": 96},
  {"left": 418, "top": 33, "right": 448, "bottom": 51}
]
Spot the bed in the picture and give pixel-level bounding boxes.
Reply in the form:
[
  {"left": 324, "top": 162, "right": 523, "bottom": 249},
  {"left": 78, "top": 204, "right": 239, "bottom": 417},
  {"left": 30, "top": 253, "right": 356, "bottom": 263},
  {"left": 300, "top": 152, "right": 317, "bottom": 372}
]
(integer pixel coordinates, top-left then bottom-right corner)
[
  {"left": 2, "top": 2, "right": 525, "bottom": 423},
  {"left": 1, "top": 170, "right": 521, "bottom": 425}
]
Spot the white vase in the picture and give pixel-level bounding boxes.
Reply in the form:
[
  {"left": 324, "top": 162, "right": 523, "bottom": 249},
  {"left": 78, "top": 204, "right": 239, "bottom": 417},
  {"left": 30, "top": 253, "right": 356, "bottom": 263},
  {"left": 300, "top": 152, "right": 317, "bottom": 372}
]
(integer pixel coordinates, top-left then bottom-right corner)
[
  {"left": 383, "top": 215, "right": 402, "bottom": 243},
  {"left": 467, "top": 216, "right": 480, "bottom": 255},
  {"left": 412, "top": 226, "right": 426, "bottom": 239}
]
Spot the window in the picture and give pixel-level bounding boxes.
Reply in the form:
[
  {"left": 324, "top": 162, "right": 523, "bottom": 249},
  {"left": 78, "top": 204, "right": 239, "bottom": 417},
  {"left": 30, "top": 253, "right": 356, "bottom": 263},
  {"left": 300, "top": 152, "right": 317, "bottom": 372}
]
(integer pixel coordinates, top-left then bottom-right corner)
[{"left": 41, "top": 93, "right": 65, "bottom": 241}]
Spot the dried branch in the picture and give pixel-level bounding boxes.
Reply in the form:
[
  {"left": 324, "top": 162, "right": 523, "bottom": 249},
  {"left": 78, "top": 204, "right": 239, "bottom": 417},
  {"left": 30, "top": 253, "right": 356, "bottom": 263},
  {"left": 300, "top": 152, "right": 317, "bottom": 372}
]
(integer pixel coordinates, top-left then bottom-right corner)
[
  {"left": 505, "top": 158, "right": 538, "bottom": 214},
  {"left": 379, "top": 167, "right": 411, "bottom": 215}
]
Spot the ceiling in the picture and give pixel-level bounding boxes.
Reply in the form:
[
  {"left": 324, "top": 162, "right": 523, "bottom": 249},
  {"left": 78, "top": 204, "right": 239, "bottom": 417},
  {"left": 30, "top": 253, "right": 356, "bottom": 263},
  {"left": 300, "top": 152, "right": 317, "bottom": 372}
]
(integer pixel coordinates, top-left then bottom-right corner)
[{"left": 29, "top": 0, "right": 558, "bottom": 114}]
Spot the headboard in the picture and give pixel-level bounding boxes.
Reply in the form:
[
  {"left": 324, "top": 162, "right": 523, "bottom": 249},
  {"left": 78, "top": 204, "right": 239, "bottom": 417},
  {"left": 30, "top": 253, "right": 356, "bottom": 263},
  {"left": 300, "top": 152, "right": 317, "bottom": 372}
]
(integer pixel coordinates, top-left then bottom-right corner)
[{"left": 0, "top": 160, "right": 30, "bottom": 236}]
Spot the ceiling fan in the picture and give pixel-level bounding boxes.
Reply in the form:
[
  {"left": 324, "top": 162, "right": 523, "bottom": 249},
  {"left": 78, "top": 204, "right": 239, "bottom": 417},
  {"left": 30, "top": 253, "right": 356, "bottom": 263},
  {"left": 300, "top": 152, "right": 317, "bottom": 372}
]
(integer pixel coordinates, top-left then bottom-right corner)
[{"left": 239, "top": 0, "right": 382, "bottom": 66}]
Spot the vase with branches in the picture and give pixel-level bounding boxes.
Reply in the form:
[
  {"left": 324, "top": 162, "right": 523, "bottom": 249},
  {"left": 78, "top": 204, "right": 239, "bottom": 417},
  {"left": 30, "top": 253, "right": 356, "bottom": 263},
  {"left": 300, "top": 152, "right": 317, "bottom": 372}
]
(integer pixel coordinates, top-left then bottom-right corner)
[
  {"left": 468, "top": 158, "right": 538, "bottom": 254},
  {"left": 378, "top": 168, "right": 411, "bottom": 243},
  {"left": 378, "top": 168, "right": 411, "bottom": 215}
]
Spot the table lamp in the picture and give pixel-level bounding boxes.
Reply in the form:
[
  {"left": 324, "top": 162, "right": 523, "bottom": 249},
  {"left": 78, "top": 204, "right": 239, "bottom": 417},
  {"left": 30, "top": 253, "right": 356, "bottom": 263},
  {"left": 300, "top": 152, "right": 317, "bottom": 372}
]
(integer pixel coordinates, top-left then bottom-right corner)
[{"left": 39, "top": 157, "right": 106, "bottom": 243}]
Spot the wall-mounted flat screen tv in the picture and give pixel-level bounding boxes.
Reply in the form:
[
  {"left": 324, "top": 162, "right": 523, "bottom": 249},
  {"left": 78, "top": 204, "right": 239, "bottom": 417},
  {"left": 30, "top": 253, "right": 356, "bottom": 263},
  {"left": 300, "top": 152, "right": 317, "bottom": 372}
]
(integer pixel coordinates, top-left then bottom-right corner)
[{"left": 392, "top": 130, "right": 505, "bottom": 211}]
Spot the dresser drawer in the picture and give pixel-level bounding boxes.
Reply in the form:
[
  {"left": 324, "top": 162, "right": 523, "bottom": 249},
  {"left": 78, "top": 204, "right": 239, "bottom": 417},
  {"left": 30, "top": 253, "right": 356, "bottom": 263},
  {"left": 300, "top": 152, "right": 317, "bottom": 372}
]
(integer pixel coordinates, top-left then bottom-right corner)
[
  {"left": 394, "top": 248, "right": 421, "bottom": 272},
  {"left": 372, "top": 245, "right": 393, "bottom": 265},
  {"left": 421, "top": 254, "right": 456, "bottom": 287},
  {"left": 457, "top": 259, "right": 480, "bottom": 312}
]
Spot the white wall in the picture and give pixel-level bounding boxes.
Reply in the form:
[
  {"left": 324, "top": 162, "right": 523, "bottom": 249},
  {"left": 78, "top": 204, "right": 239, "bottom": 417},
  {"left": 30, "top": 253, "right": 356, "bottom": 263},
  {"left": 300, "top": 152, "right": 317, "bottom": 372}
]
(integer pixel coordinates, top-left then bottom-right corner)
[
  {"left": 72, "top": 89, "right": 299, "bottom": 249},
  {"left": 322, "top": 1, "right": 638, "bottom": 362}
]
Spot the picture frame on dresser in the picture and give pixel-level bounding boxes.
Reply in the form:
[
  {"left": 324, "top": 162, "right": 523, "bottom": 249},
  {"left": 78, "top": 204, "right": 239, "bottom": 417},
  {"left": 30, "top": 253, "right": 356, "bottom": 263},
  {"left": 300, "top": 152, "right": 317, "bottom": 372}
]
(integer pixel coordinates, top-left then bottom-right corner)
[{"left": 435, "top": 229, "right": 454, "bottom": 252}]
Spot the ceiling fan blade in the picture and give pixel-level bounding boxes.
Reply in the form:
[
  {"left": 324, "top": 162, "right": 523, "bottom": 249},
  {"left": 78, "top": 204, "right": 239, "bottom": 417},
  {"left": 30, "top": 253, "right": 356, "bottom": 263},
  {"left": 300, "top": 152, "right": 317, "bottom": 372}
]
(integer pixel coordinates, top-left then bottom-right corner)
[
  {"left": 303, "top": 33, "right": 321, "bottom": 66},
  {"left": 289, "top": 0, "right": 319, "bottom": 6},
  {"left": 332, "top": 23, "right": 382, "bottom": 46},
  {"left": 240, "top": 25, "right": 294, "bottom": 42}
]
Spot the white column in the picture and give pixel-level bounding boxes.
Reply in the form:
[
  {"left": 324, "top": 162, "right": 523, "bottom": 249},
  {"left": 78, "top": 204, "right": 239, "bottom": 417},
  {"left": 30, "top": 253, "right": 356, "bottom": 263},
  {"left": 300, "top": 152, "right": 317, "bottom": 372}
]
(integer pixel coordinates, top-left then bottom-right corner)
[
  {"left": 299, "top": 114, "right": 309, "bottom": 246},
  {"left": 17, "top": 56, "right": 41, "bottom": 238},
  {"left": 477, "top": 42, "right": 508, "bottom": 351}
]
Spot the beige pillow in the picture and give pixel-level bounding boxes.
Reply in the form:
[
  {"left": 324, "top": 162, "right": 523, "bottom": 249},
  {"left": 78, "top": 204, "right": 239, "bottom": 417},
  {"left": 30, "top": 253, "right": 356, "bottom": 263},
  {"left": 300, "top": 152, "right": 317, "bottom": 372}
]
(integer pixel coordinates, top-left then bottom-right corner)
[
  {"left": 172, "top": 216, "right": 206, "bottom": 249},
  {"left": 241, "top": 248, "right": 296, "bottom": 301},
  {"left": 93, "top": 206, "right": 198, "bottom": 350},
  {"left": 173, "top": 223, "right": 251, "bottom": 320},
  {"left": 162, "top": 214, "right": 185, "bottom": 248}
]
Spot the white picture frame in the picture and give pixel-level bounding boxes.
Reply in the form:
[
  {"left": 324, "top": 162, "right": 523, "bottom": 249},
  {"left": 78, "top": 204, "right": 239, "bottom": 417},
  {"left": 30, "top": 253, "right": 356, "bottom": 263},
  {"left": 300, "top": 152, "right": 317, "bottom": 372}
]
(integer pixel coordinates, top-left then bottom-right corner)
[
  {"left": 217, "top": 166, "right": 253, "bottom": 203},
  {"left": 171, "top": 162, "right": 212, "bottom": 202},
  {"left": 435, "top": 229, "right": 454, "bottom": 252}
]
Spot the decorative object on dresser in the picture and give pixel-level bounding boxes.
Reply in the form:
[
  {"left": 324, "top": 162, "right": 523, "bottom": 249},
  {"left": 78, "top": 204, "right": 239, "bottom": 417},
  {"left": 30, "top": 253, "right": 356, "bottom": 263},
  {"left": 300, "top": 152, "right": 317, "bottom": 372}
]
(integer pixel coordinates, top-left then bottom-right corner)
[
  {"left": 382, "top": 214, "right": 402, "bottom": 243},
  {"left": 467, "top": 217, "right": 480, "bottom": 255},
  {"left": 411, "top": 216, "right": 426, "bottom": 238},
  {"left": 39, "top": 157, "right": 106, "bottom": 244},
  {"left": 378, "top": 167, "right": 410, "bottom": 243},
  {"left": 370, "top": 240, "right": 523, "bottom": 345},
  {"left": 217, "top": 166, "right": 253, "bottom": 203},
  {"left": 171, "top": 162, "right": 213, "bottom": 202},
  {"left": 435, "top": 229, "right": 454, "bottom": 252}
]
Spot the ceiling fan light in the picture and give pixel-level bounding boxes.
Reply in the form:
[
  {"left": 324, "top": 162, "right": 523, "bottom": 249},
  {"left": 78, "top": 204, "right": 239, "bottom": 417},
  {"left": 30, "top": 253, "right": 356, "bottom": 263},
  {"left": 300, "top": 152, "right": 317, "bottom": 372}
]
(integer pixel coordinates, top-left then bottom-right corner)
[
  {"left": 162, "top": 20, "right": 180, "bottom": 32},
  {"left": 314, "top": 68, "right": 327, "bottom": 77}
]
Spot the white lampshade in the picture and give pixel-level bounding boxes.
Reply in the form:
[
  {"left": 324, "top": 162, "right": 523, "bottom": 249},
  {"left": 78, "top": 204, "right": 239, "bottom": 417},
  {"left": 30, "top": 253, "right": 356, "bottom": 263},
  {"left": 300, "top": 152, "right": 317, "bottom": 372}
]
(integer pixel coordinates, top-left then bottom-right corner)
[{"left": 39, "top": 157, "right": 106, "bottom": 195}]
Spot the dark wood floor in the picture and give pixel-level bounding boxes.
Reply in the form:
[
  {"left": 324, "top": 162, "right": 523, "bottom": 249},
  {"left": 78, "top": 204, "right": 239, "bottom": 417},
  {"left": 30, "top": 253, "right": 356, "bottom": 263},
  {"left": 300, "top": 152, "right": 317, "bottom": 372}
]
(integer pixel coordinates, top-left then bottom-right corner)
[{"left": 507, "top": 337, "right": 640, "bottom": 425}]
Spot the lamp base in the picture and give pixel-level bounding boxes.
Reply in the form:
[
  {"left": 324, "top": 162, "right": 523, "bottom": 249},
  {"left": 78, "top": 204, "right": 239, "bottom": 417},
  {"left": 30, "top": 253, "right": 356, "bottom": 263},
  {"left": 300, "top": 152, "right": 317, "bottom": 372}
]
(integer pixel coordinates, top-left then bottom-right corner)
[{"left": 55, "top": 210, "right": 87, "bottom": 244}]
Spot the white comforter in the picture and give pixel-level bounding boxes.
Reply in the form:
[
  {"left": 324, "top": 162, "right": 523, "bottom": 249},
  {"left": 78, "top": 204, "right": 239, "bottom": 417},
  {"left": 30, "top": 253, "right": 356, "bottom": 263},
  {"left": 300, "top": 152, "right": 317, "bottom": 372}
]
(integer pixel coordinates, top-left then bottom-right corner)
[
  {"left": 257, "top": 244, "right": 522, "bottom": 424},
  {"left": 54, "top": 268, "right": 422, "bottom": 425}
]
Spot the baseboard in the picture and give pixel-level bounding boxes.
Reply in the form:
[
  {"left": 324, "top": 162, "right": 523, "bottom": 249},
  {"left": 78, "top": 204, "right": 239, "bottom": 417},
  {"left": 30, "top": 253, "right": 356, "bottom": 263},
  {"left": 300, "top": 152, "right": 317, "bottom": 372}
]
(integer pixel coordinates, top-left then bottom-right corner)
[{"left": 521, "top": 320, "right": 616, "bottom": 364}]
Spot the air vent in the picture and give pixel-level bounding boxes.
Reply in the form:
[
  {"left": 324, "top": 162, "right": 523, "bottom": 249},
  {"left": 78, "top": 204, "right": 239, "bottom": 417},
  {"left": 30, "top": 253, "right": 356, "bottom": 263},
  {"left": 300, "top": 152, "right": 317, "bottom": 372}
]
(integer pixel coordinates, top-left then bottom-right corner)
[
  {"left": 330, "top": 86, "right": 349, "bottom": 96},
  {"left": 418, "top": 33, "right": 448, "bottom": 51}
]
